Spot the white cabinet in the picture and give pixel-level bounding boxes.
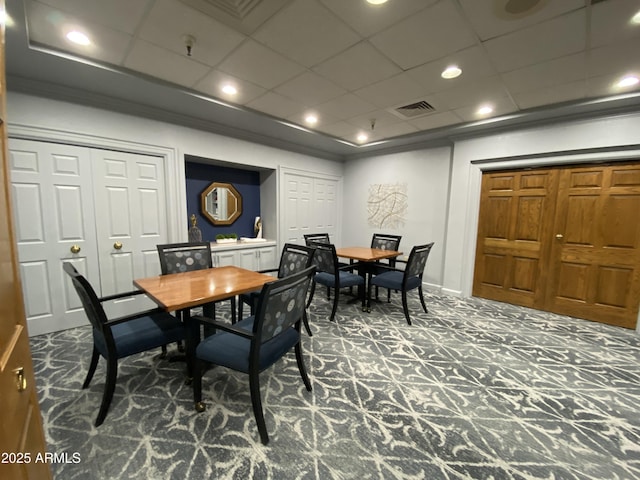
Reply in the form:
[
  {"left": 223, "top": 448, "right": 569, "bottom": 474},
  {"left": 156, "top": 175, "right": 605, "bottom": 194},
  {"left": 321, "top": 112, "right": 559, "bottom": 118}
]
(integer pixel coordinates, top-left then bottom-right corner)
[{"left": 210, "top": 241, "right": 277, "bottom": 271}]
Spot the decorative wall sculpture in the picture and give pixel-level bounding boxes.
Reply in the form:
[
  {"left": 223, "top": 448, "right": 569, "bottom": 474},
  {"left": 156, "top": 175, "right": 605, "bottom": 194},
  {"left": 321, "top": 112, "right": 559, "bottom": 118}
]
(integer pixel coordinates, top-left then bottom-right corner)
[{"left": 367, "top": 182, "right": 407, "bottom": 229}]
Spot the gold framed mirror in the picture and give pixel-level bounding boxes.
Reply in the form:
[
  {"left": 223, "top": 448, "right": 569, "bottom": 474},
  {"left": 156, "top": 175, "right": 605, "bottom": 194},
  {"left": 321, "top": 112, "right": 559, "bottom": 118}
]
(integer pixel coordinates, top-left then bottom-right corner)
[{"left": 200, "top": 182, "right": 243, "bottom": 225}]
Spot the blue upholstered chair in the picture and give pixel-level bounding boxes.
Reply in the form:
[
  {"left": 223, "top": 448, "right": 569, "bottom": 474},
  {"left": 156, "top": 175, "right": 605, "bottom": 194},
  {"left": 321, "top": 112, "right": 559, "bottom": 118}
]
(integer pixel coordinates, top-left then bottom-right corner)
[
  {"left": 368, "top": 242, "right": 434, "bottom": 325},
  {"left": 303, "top": 233, "right": 330, "bottom": 306},
  {"left": 63, "top": 262, "right": 185, "bottom": 427},
  {"left": 310, "top": 242, "right": 365, "bottom": 321},
  {"left": 192, "top": 266, "right": 316, "bottom": 445},
  {"left": 370, "top": 233, "right": 402, "bottom": 302},
  {"left": 238, "top": 243, "right": 316, "bottom": 335},
  {"left": 157, "top": 242, "right": 236, "bottom": 329}
]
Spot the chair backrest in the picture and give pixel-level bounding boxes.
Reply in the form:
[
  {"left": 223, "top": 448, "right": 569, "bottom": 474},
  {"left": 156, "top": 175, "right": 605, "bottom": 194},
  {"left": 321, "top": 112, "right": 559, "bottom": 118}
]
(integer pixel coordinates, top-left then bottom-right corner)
[
  {"left": 303, "top": 233, "right": 330, "bottom": 246},
  {"left": 157, "top": 242, "right": 212, "bottom": 274},
  {"left": 307, "top": 241, "right": 338, "bottom": 276},
  {"left": 277, "top": 243, "right": 315, "bottom": 278},
  {"left": 253, "top": 266, "right": 316, "bottom": 344},
  {"left": 371, "top": 233, "right": 402, "bottom": 252},
  {"left": 404, "top": 243, "right": 435, "bottom": 284},
  {"left": 63, "top": 262, "right": 111, "bottom": 340}
]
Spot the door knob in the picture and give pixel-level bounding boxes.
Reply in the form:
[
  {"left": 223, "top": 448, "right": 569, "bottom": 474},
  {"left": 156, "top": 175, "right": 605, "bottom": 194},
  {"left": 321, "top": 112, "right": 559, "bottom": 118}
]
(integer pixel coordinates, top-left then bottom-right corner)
[
  {"left": 70, "top": 245, "right": 81, "bottom": 254},
  {"left": 555, "top": 234, "right": 564, "bottom": 239},
  {"left": 113, "top": 242, "right": 123, "bottom": 250},
  {"left": 14, "top": 367, "right": 27, "bottom": 392}
]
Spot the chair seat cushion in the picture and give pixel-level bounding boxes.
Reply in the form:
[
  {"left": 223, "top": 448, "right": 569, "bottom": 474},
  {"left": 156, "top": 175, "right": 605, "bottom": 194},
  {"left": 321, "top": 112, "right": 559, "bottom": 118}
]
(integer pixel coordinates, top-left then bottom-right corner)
[
  {"left": 315, "top": 271, "right": 364, "bottom": 288},
  {"left": 196, "top": 316, "right": 300, "bottom": 373},
  {"left": 371, "top": 271, "right": 421, "bottom": 291},
  {"left": 95, "top": 312, "right": 185, "bottom": 359}
]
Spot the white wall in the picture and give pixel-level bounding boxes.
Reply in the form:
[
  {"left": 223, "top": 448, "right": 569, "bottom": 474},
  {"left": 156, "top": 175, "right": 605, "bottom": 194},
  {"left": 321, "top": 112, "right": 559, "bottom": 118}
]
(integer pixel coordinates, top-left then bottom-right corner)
[
  {"left": 6, "top": 92, "right": 345, "bottom": 243},
  {"left": 342, "top": 147, "right": 452, "bottom": 289}
]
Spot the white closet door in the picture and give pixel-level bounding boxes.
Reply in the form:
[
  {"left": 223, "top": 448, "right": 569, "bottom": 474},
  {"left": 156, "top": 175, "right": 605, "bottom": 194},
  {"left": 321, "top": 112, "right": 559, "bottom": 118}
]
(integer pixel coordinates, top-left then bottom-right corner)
[
  {"left": 282, "top": 170, "right": 340, "bottom": 245},
  {"left": 91, "top": 149, "right": 166, "bottom": 316},
  {"left": 9, "top": 139, "right": 99, "bottom": 335}
]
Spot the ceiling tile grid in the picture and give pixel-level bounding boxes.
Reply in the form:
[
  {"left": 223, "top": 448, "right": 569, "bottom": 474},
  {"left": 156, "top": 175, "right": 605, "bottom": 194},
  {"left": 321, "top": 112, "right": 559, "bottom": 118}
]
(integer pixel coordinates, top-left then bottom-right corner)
[{"left": 17, "top": 0, "right": 640, "bottom": 146}]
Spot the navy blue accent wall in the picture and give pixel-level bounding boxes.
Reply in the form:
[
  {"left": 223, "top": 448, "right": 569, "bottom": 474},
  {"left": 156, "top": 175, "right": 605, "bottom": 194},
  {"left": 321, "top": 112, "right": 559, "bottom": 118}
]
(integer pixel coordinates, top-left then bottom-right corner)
[{"left": 185, "top": 161, "right": 261, "bottom": 241}]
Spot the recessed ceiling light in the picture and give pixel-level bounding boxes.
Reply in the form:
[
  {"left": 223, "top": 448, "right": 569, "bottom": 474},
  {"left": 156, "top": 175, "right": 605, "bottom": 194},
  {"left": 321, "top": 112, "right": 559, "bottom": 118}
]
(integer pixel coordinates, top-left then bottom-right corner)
[
  {"left": 441, "top": 65, "right": 462, "bottom": 79},
  {"left": 366, "top": 0, "right": 388, "bottom": 5},
  {"left": 477, "top": 105, "right": 494, "bottom": 116},
  {"left": 66, "top": 31, "right": 90, "bottom": 46},
  {"left": 357, "top": 132, "right": 369, "bottom": 143},
  {"left": 617, "top": 75, "right": 639, "bottom": 88},
  {"left": 304, "top": 114, "right": 318, "bottom": 125},
  {"left": 221, "top": 84, "right": 238, "bottom": 95},
  {"left": 631, "top": 10, "right": 640, "bottom": 24}
]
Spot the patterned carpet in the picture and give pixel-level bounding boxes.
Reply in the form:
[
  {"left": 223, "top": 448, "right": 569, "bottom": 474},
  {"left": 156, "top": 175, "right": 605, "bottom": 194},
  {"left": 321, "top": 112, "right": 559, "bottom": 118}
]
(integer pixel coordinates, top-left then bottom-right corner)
[{"left": 30, "top": 290, "right": 640, "bottom": 479}]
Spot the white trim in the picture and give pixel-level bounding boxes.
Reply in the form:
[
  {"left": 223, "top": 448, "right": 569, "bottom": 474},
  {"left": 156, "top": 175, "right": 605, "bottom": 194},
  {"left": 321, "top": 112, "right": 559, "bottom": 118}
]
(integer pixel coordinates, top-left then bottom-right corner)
[{"left": 8, "top": 123, "right": 183, "bottom": 242}]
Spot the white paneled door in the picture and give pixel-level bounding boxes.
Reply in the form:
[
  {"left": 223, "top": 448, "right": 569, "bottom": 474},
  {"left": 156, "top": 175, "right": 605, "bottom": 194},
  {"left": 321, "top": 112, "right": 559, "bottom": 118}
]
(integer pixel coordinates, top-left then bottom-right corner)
[
  {"left": 92, "top": 149, "right": 165, "bottom": 318},
  {"left": 9, "top": 140, "right": 167, "bottom": 335},
  {"left": 281, "top": 169, "right": 341, "bottom": 245},
  {"left": 9, "top": 139, "right": 100, "bottom": 335}
]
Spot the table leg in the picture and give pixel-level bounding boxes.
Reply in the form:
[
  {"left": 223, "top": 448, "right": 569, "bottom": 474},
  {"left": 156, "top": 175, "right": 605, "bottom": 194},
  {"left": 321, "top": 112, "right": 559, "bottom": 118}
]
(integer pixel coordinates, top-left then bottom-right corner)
[{"left": 183, "top": 308, "right": 199, "bottom": 385}]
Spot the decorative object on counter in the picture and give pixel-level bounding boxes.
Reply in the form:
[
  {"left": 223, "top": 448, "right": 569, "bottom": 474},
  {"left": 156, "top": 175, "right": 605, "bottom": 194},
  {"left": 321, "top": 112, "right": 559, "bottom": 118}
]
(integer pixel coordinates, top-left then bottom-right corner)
[
  {"left": 201, "top": 182, "right": 242, "bottom": 226},
  {"left": 215, "top": 233, "right": 238, "bottom": 244},
  {"left": 188, "top": 214, "right": 203, "bottom": 242},
  {"left": 254, "top": 216, "right": 262, "bottom": 238}
]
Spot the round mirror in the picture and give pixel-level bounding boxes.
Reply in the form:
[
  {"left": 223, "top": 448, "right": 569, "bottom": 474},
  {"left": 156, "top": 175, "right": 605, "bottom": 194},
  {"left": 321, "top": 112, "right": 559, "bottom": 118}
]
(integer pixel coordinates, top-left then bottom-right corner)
[{"left": 200, "top": 182, "right": 242, "bottom": 225}]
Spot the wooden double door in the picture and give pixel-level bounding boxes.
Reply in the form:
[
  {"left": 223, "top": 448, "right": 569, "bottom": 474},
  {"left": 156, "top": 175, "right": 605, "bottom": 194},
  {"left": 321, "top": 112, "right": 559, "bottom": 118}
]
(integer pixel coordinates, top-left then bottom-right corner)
[{"left": 473, "top": 162, "right": 640, "bottom": 329}]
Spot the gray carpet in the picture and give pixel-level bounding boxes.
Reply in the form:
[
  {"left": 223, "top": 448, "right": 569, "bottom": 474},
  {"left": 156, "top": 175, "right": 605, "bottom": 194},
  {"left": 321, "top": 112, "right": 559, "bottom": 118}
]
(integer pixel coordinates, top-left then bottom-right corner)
[{"left": 30, "top": 290, "right": 640, "bottom": 479}]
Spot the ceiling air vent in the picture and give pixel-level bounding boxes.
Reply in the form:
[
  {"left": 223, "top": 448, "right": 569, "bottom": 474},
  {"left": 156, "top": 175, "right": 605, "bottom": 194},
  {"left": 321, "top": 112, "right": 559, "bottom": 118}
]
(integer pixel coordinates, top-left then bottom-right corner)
[{"left": 392, "top": 100, "right": 436, "bottom": 119}]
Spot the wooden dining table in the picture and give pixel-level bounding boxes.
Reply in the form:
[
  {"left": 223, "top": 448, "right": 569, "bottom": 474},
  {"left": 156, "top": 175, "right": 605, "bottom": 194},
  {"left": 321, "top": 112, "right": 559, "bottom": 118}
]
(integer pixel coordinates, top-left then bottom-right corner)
[
  {"left": 133, "top": 265, "right": 275, "bottom": 378},
  {"left": 336, "top": 247, "right": 402, "bottom": 311}
]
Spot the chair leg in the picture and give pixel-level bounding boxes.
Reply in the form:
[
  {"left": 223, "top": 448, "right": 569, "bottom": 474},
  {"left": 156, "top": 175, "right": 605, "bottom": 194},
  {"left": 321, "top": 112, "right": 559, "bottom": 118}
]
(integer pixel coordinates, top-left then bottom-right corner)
[
  {"left": 302, "top": 310, "right": 313, "bottom": 336},
  {"left": 329, "top": 288, "right": 339, "bottom": 322},
  {"left": 306, "top": 281, "right": 316, "bottom": 308},
  {"left": 387, "top": 288, "right": 391, "bottom": 303},
  {"left": 230, "top": 297, "right": 237, "bottom": 324},
  {"left": 295, "top": 342, "right": 312, "bottom": 392},
  {"left": 83, "top": 346, "right": 100, "bottom": 389},
  {"left": 193, "top": 358, "right": 205, "bottom": 413},
  {"left": 95, "top": 355, "right": 117, "bottom": 427},
  {"left": 249, "top": 369, "right": 269, "bottom": 445},
  {"left": 418, "top": 286, "right": 428, "bottom": 313},
  {"left": 160, "top": 344, "right": 168, "bottom": 359},
  {"left": 238, "top": 298, "right": 244, "bottom": 322},
  {"left": 401, "top": 290, "right": 412, "bottom": 326}
]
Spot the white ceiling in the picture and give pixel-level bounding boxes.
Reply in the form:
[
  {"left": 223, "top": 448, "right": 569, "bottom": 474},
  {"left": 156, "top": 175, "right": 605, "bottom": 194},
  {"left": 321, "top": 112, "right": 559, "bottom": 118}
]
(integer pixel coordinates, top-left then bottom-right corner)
[{"left": 5, "top": 0, "right": 640, "bottom": 159}]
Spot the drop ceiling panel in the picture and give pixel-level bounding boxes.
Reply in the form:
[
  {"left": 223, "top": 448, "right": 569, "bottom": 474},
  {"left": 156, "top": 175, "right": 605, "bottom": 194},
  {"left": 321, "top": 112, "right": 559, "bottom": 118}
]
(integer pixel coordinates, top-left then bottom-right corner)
[
  {"left": 26, "top": 1, "right": 133, "bottom": 65},
  {"left": 319, "top": 0, "right": 436, "bottom": 38},
  {"left": 125, "top": 39, "right": 212, "bottom": 88},
  {"left": 218, "top": 39, "right": 305, "bottom": 89},
  {"left": 369, "top": 0, "right": 477, "bottom": 71},
  {"left": 274, "top": 71, "right": 346, "bottom": 106},
  {"left": 501, "top": 53, "right": 586, "bottom": 95},
  {"left": 314, "top": 94, "right": 377, "bottom": 120},
  {"left": 435, "top": 76, "right": 510, "bottom": 111},
  {"left": 137, "top": 0, "right": 246, "bottom": 67},
  {"left": 353, "top": 72, "right": 428, "bottom": 109},
  {"left": 484, "top": 9, "right": 587, "bottom": 73},
  {"left": 587, "top": 38, "right": 640, "bottom": 78},
  {"left": 514, "top": 80, "right": 587, "bottom": 110},
  {"left": 454, "top": 96, "right": 518, "bottom": 122},
  {"left": 368, "top": 121, "right": 418, "bottom": 141},
  {"left": 406, "top": 46, "right": 498, "bottom": 95},
  {"left": 194, "top": 69, "right": 267, "bottom": 104},
  {"left": 457, "top": 0, "right": 584, "bottom": 41},
  {"left": 27, "top": 0, "right": 150, "bottom": 34},
  {"left": 252, "top": 0, "right": 360, "bottom": 68},
  {"left": 409, "top": 111, "right": 463, "bottom": 131},
  {"left": 245, "top": 91, "right": 305, "bottom": 120},
  {"left": 312, "top": 41, "right": 402, "bottom": 92},
  {"left": 590, "top": 0, "right": 640, "bottom": 48}
]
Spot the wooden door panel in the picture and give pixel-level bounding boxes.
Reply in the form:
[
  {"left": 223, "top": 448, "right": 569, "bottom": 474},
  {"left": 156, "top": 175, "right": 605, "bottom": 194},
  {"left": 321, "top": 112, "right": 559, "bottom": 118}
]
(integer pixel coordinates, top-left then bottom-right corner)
[
  {"left": 547, "top": 163, "right": 640, "bottom": 328},
  {"left": 0, "top": 6, "right": 52, "bottom": 475},
  {"left": 473, "top": 169, "right": 557, "bottom": 308}
]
